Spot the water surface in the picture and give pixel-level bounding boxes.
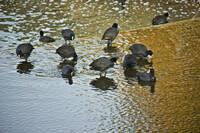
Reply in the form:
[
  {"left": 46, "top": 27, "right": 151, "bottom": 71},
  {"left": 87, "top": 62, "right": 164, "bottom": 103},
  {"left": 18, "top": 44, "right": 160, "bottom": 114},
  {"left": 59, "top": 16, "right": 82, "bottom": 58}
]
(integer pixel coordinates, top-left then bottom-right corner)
[{"left": 0, "top": 0, "right": 200, "bottom": 132}]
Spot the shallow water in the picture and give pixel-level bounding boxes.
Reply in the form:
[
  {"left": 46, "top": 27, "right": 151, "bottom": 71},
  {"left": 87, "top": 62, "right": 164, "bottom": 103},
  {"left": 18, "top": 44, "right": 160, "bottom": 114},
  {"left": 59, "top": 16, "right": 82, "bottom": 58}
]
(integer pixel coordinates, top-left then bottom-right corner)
[{"left": 0, "top": 0, "right": 200, "bottom": 132}]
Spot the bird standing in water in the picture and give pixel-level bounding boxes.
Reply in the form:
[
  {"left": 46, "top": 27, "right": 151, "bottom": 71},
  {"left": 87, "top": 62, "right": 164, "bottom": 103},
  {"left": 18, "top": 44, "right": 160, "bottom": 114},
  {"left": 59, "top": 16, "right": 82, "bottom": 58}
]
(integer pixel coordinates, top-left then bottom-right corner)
[
  {"left": 61, "top": 29, "right": 75, "bottom": 44},
  {"left": 89, "top": 57, "right": 117, "bottom": 77},
  {"left": 102, "top": 23, "right": 119, "bottom": 46},
  {"left": 56, "top": 45, "right": 77, "bottom": 61},
  {"left": 16, "top": 43, "right": 34, "bottom": 61}
]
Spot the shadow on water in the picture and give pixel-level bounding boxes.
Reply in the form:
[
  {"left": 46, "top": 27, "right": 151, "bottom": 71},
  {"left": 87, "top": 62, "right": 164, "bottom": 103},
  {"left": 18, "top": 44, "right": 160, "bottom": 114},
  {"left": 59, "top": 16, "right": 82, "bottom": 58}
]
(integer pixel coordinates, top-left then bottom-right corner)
[
  {"left": 17, "top": 61, "right": 34, "bottom": 74},
  {"left": 90, "top": 77, "right": 117, "bottom": 91}
]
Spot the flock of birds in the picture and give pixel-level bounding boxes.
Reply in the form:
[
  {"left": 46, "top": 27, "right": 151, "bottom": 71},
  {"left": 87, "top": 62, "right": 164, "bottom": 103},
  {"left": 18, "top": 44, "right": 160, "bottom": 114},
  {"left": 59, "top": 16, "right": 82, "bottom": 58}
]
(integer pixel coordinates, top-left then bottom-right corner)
[{"left": 16, "top": 13, "right": 169, "bottom": 85}]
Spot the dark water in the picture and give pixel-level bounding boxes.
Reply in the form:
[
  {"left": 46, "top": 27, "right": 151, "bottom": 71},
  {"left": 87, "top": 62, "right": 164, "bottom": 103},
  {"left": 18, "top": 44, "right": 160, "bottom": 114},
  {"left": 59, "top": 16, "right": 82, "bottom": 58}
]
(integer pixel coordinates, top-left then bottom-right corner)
[{"left": 0, "top": 0, "right": 200, "bottom": 132}]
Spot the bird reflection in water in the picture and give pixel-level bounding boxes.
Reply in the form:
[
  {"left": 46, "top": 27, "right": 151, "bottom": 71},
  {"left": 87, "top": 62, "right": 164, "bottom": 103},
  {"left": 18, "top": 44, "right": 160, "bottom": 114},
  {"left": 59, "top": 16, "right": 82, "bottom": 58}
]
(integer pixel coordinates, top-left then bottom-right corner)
[
  {"left": 103, "top": 45, "right": 119, "bottom": 53},
  {"left": 90, "top": 77, "right": 117, "bottom": 90},
  {"left": 17, "top": 61, "right": 34, "bottom": 74},
  {"left": 124, "top": 68, "right": 137, "bottom": 79},
  {"left": 138, "top": 81, "right": 156, "bottom": 94},
  {"left": 124, "top": 68, "right": 138, "bottom": 84},
  {"left": 116, "top": 0, "right": 126, "bottom": 10}
]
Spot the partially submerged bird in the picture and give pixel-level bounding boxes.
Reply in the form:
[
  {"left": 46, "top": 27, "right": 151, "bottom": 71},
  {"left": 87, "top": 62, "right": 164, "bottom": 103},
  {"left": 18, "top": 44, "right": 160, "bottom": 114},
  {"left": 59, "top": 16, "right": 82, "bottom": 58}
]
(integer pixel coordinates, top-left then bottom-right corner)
[
  {"left": 16, "top": 43, "right": 34, "bottom": 61},
  {"left": 61, "top": 29, "right": 75, "bottom": 44},
  {"left": 39, "top": 30, "right": 55, "bottom": 43},
  {"left": 56, "top": 45, "right": 77, "bottom": 60},
  {"left": 129, "top": 44, "right": 153, "bottom": 58},
  {"left": 123, "top": 54, "right": 137, "bottom": 69},
  {"left": 89, "top": 57, "right": 117, "bottom": 77},
  {"left": 137, "top": 69, "right": 156, "bottom": 82},
  {"left": 152, "top": 13, "right": 169, "bottom": 25},
  {"left": 102, "top": 23, "right": 119, "bottom": 46},
  {"left": 62, "top": 64, "right": 74, "bottom": 85}
]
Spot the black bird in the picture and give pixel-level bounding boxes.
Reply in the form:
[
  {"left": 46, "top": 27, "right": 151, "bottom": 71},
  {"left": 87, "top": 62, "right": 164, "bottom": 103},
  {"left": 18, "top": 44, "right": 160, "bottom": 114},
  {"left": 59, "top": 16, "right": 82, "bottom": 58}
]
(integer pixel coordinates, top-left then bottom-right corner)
[
  {"left": 61, "top": 29, "right": 75, "bottom": 43},
  {"left": 137, "top": 69, "right": 156, "bottom": 82},
  {"left": 16, "top": 43, "right": 34, "bottom": 60},
  {"left": 89, "top": 57, "right": 117, "bottom": 77},
  {"left": 102, "top": 23, "right": 119, "bottom": 46},
  {"left": 39, "top": 30, "right": 55, "bottom": 43},
  {"left": 152, "top": 13, "right": 169, "bottom": 25},
  {"left": 62, "top": 64, "right": 74, "bottom": 85},
  {"left": 129, "top": 44, "right": 153, "bottom": 58},
  {"left": 123, "top": 54, "right": 137, "bottom": 69},
  {"left": 56, "top": 45, "right": 77, "bottom": 60}
]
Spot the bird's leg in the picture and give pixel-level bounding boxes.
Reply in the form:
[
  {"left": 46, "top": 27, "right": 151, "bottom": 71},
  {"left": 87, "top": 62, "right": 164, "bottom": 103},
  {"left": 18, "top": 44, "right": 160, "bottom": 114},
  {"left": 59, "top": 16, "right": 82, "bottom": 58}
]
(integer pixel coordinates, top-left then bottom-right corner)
[
  {"left": 104, "top": 71, "right": 107, "bottom": 77},
  {"left": 149, "top": 57, "right": 153, "bottom": 67},
  {"left": 107, "top": 41, "right": 112, "bottom": 47},
  {"left": 150, "top": 84, "right": 155, "bottom": 94},
  {"left": 100, "top": 72, "right": 102, "bottom": 77}
]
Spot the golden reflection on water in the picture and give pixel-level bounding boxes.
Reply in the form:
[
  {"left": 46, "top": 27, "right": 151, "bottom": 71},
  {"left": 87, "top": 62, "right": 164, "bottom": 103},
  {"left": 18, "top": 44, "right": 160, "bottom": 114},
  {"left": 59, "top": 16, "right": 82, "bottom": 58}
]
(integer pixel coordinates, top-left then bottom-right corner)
[
  {"left": 115, "top": 18, "right": 200, "bottom": 132},
  {"left": 72, "top": 18, "right": 200, "bottom": 131}
]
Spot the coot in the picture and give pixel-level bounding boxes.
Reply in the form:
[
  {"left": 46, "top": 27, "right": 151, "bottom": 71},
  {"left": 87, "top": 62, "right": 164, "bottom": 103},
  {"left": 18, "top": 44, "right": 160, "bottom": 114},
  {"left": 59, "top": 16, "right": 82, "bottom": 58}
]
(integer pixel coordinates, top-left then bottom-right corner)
[
  {"left": 62, "top": 64, "right": 74, "bottom": 77},
  {"left": 152, "top": 13, "right": 169, "bottom": 25},
  {"left": 123, "top": 54, "right": 137, "bottom": 69},
  {"left": 102, "top": 23, "right": 119, "bottom": 46},
  {"left": 56, "top": 45, "right": 77, "bottom": 60},
  {"left": 137, "top": 69, "right": 156, "bottom": 82},
  {"left": 39, "top": 30, "right": 55, "bottom": 43},
  {"left": 129, "top": 44, "right": 153, "bottom": 57},
  {"left": 61, "top": 29, "right": 75, "bottom": 43},
  {"left": 62, "top": 64, "right": 74, "bottom": 85},
  {"left": 16, "top": 43, "right": 34, "bottom": 60},
  {"left": 89, "top": 57, "right": 117, "bottom": 77}
]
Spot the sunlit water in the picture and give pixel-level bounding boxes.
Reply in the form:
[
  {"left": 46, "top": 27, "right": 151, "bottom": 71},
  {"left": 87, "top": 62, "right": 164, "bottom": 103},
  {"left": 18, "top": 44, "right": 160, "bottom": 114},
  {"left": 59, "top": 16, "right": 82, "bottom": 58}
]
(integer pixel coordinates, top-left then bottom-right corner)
[{"left": 0, "top": 0, "right": 200, "bottom": 132}]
